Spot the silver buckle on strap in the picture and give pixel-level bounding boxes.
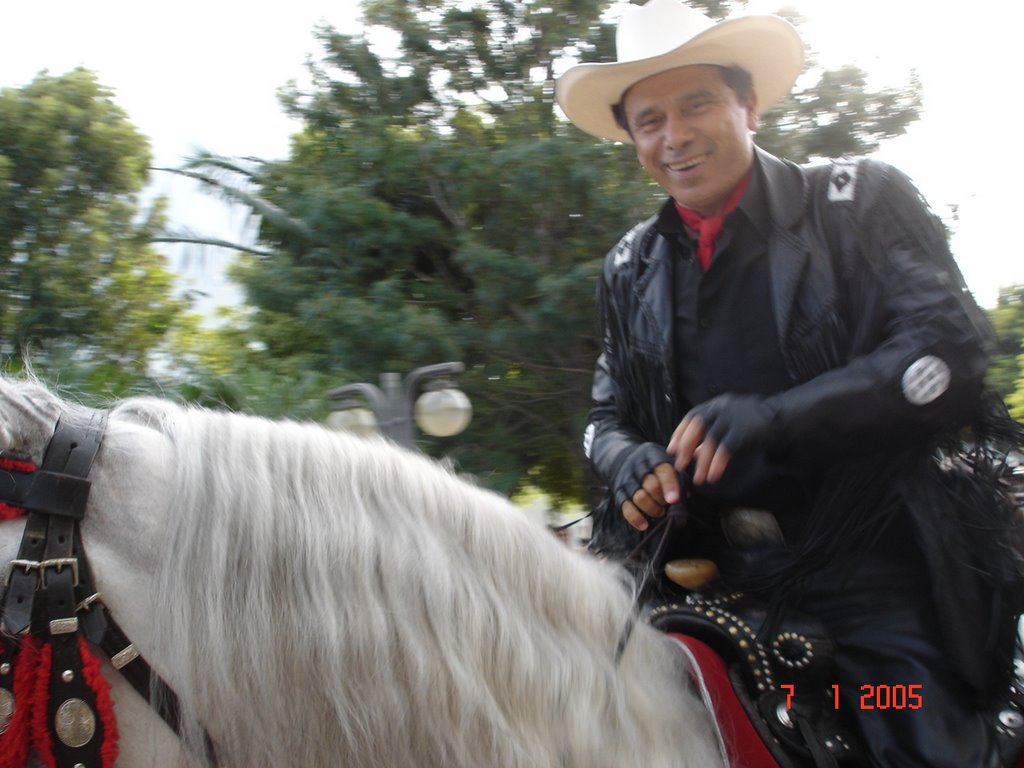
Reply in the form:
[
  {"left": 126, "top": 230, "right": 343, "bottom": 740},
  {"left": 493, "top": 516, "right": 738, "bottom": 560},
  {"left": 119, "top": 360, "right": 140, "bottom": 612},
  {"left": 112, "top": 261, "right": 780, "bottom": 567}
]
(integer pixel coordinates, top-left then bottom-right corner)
[{"left": 8, "top": 557, "right": 80, "bottom": 588}]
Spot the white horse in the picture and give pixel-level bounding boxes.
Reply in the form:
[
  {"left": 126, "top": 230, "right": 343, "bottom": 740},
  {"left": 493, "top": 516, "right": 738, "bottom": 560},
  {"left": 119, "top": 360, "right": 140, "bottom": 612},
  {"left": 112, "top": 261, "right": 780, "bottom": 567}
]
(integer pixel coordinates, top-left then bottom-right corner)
[{"left": 0, "top": 375, "right": 724, "bottom": 768}]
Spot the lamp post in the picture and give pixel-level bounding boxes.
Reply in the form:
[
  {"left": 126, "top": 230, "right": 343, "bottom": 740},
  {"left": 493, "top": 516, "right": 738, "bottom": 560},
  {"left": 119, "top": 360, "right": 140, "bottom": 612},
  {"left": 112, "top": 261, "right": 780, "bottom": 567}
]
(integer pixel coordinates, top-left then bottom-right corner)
[{"left": 326, "top": 362, "right": 472, "bottom": 449}]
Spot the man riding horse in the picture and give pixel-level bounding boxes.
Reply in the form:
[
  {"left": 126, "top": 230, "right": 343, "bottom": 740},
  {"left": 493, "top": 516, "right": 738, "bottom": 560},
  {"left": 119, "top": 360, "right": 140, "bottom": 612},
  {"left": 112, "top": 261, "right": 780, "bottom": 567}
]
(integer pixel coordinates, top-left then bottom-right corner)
[{"left": 557, "top": 0, "right": 1024, "bottom": 764}]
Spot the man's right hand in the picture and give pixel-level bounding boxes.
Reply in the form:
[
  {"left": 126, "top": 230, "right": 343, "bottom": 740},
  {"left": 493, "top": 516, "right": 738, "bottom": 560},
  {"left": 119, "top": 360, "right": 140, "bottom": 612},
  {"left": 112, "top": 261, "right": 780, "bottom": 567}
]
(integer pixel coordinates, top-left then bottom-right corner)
[{"left": 622, "top": 462, "right": 682, "bottom": 531}]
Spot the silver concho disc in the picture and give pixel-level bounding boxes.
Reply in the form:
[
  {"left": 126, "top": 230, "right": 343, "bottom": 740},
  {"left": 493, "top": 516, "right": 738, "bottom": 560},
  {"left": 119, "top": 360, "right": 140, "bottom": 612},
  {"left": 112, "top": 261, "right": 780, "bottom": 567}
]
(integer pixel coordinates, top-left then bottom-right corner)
[
  {"left": 55, "top": 698, "right": 96, "bottom": 748},
  {"left": 901, "top": 355, "right": 951, "bottom": 406},
  {"left": 0, "top": 687, "right": 14, "bottom": 735}
]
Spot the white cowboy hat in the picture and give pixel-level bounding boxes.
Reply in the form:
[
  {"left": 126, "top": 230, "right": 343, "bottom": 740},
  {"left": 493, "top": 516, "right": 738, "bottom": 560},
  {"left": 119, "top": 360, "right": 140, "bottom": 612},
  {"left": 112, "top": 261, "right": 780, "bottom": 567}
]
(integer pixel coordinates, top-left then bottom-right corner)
[{"left": 555, "top": 0, "right": 804, "bottom": 144}]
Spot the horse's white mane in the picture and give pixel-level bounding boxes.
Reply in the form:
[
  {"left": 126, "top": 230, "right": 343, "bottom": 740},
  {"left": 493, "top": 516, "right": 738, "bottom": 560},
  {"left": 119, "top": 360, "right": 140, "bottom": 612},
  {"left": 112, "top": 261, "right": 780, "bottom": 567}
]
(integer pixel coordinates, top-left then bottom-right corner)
[{"left": 4, "top": 377, "right": 722, "bottom": 767}]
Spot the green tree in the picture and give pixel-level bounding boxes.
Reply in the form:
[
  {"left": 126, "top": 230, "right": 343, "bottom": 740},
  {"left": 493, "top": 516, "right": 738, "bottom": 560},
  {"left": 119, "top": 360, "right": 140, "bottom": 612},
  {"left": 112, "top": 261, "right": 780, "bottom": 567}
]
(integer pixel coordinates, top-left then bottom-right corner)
[
  {"left": 751, "top": 7, "right": 921, "bottom": 162},
  {"left": 167, "top": 305, "right": 340, "bottom": 420},
  {"left": 0, "top": 68, "right": 185, "bottom": 382},
  {"left": 988, "top": 285, "right": 1024, "bottom": 421},
  {"left": 175, "top": 0, "right": 922, "bottom": 501}
]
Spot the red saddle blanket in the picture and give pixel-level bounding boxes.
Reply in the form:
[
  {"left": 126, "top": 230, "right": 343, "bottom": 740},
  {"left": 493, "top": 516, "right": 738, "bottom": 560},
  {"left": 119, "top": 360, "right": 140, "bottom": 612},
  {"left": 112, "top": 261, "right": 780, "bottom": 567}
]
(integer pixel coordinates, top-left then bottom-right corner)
[{"left": 669, "top": 633, "right": 780, "bottom": 767}]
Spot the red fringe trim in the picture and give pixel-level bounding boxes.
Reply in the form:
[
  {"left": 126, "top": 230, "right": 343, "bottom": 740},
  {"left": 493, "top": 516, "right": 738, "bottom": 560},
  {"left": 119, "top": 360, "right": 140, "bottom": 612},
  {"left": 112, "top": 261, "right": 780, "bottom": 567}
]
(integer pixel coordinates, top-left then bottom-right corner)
[
  {"left": 78, "top": 636, "right": 119, "bottom": 768},
  {"left": 0, "top": 637, "right": 37, "bottom": 768},
  {"left": 0, "top": 502, "right": 25, "bottom": 520},
  {"left": 1, "top": 459, "right": 119, "bottom": 767},
  {"left": 0, "top": 455, "right": 36, "bottom": 519},
  {"left": 0, "top": 456, "right": 37, "bottom": 474},
  {"left": 0, "top": 638, "right": 120, "bottom": 768},
  {"left": 31, "top": 642, "right": 55, "bottom": 768}
]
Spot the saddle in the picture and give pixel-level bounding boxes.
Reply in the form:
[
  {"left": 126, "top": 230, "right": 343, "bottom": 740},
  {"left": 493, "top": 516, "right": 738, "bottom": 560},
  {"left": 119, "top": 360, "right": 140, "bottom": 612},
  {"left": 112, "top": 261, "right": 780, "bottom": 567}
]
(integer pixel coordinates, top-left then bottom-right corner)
[
  {"left": 619, "top": 505, "right": 861, "bottom": 767},
  {"left": 637, "top": 501, "right": 1024, "bottom": 768},
  {"left": 648, "top": 583, "right": 861, "bottom": 768}
]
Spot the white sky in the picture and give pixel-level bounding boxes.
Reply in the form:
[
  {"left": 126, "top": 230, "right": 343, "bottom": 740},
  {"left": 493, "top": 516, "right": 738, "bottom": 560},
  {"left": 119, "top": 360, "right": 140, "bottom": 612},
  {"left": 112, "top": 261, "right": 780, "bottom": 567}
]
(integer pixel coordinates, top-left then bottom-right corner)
[{"left": 2, "top": 0, "right": 1022, "bottom": 310}]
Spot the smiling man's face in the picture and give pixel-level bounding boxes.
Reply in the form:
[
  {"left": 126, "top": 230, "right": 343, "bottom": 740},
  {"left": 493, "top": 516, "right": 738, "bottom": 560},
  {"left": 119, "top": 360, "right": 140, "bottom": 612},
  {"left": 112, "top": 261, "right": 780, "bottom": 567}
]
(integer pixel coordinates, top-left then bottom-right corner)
[{"left": 622, "top": 65, "right": 758, "bottom": 216}]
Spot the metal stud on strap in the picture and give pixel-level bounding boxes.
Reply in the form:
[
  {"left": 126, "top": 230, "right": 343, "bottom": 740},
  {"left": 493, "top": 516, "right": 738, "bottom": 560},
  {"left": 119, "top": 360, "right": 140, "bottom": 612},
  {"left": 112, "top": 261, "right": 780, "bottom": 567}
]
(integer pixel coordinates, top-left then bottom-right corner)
[
  {"left": 49, "top": 617, "right": 79, "bottom": 635},
  {"left": 110, "top": 644, "right": 139, "bottom": 670}
]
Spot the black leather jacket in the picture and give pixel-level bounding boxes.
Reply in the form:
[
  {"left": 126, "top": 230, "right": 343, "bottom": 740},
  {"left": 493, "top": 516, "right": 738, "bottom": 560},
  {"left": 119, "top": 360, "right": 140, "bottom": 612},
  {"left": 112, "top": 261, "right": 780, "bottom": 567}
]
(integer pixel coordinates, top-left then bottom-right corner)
[
  {"left": 584, "top": 147, "right": 1020, "bottom": 697},
  {"left": 586, "top": 146, "right": 988, "bottom": 503}
]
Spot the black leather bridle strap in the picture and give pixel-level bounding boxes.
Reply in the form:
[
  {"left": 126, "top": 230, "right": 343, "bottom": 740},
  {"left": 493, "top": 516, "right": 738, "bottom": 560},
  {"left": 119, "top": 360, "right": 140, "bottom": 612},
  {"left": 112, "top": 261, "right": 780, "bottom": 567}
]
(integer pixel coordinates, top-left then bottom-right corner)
[
  {"left": 2, "top": 411, "right": 106, "bottom": 637},
  {"left": 1, "top": 508, "right": 47, "bottom": 636},
  {"left": 99, "top": 612, "right": 218, "bottom": 762},
  {"left": 1, "top": 411, "right": 109, "bottom": 768}
]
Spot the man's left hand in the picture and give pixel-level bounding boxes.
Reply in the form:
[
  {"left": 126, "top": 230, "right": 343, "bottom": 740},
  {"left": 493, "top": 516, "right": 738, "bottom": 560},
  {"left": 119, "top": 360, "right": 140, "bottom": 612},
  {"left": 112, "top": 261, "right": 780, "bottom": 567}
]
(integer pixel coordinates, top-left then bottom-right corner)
[{"left": 667, "top": 394, "right": 778, "bottom": 484}]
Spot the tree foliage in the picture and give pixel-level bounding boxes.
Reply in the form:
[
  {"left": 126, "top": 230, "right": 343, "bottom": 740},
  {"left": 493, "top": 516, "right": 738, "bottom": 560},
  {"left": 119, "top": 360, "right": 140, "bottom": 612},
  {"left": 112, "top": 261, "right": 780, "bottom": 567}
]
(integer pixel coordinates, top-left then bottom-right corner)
[
  {"left": 177, "top": 0, "right": 924, "bottom": 501},
  {"left": 0, "top": 68, "right": 185, "bottom": 380},
  {"left": 988, "top": 284, "right": 1024, "bottom": 422},
  {"left": 751, "top": 7, "right": 921, "bottom": 162}
]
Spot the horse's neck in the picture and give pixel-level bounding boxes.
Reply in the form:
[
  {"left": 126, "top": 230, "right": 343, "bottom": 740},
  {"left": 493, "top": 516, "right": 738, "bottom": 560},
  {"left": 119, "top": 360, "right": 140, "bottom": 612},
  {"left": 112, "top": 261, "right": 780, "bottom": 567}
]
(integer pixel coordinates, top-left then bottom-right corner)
[
  {"left": 83, "top": 419, "right": 175, "bottom": 643},
  {"left": 91, "top": 419, "right": 200, "bottom": 766}
]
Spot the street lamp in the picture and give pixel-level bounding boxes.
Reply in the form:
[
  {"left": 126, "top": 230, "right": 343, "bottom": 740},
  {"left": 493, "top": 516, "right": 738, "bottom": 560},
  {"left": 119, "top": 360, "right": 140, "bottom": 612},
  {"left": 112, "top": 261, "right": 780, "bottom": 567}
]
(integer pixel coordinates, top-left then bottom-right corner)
[{"left": 326, "top": 362, "right": 472, "bottom": 448}]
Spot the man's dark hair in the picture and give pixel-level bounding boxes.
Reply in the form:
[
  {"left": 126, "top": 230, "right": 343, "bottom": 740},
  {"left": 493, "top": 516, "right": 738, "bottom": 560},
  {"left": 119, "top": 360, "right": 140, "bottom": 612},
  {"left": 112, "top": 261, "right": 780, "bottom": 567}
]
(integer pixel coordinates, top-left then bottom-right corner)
[{"left": 611, "top": 65, "right": 755, "bottom": 136}]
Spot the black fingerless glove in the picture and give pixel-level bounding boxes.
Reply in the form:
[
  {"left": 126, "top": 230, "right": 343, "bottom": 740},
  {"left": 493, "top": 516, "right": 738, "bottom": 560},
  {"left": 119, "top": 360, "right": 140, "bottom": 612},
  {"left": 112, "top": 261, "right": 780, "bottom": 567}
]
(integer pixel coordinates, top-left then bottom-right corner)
[
  {"left": 684, "top": 394, "right": 782, "bottom": 455},
  {"left": 611, "top": 442, "right": 674, "bottom": 512}
]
